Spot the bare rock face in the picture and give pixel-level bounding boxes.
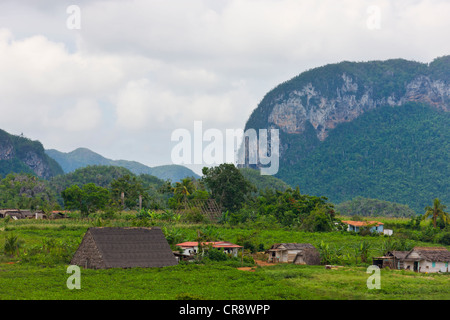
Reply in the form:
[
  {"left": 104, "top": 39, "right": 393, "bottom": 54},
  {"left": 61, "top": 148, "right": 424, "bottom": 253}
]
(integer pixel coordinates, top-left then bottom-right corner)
[
  {"left": 22, "top": 151, "right": 51, "bottom": 179},
  {"left": 0, "top": 141, "right": 15, "bottom": 160},
  {"left": 268, "top": 74, "right": 450, "bottom": 142}
]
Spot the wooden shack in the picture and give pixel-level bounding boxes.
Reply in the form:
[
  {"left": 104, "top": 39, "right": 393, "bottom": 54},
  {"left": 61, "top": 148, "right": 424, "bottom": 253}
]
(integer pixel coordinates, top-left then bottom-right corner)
[
  {"left": 267, "top": 243, "right": 321, "bottom": 265},
  {"left": 70, "top": 227, "right": 178, "bottom": 269}
]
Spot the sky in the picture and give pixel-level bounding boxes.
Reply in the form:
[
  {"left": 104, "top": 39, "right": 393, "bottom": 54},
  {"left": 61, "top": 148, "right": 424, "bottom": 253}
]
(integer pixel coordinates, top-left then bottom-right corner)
[{"left": 0, "top": 0, "right": 449, "bottom": 175}]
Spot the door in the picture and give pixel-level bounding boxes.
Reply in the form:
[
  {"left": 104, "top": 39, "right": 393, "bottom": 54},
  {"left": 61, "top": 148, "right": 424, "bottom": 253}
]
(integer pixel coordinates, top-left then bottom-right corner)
[{"left": 413, "top": 261, "right": 419, "bottom": 272}]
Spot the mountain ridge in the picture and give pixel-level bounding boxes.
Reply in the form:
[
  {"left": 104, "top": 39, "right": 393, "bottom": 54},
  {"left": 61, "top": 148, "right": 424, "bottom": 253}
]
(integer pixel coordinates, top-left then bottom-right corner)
[
  {"left": 45, "top": 147, "right": 200, "bottom": 182},
  {"left": 242, "top": 55, "right": 450, "bottom": 212}
]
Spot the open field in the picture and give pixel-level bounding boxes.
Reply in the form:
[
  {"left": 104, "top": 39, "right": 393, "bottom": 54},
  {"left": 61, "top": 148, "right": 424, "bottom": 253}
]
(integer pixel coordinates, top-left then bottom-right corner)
[{"left": 1, "top": 216, "right": 449, "bottom": 300}]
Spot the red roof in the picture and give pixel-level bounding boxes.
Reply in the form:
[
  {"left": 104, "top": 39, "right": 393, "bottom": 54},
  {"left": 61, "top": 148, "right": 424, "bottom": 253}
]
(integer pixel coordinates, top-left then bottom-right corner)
[
  {"left": 342, "top": 220, "right": 384, "bottom": 227},
  {"left": 176, "top": 241, "right": 242, "bottom": 248}
]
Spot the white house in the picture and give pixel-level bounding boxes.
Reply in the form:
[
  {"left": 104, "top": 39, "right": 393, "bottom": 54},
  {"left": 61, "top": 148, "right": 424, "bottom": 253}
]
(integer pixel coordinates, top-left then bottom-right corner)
[
  {"left": 342, "top": 220, "right": 384, "bottom": 234},
  {"left": 402, "top": 247, "right": 450, "bottom": 273},
  {"left": 175, "top": 241, "right": 243, "bottom": 257}
]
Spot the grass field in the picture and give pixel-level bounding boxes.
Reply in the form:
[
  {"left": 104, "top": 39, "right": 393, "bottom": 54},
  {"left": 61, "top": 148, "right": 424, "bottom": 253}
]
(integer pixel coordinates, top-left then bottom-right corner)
[{"left": 1, "top": 216, "right": 449, "bottom": 300}]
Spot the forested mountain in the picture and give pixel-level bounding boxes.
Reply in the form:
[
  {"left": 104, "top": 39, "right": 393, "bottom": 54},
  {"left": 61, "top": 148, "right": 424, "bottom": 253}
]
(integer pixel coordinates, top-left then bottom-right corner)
[
  {"left": 242, "top": 56, "right": 450, "bottom": 213},
  {"left": 46, "top": 148, "right": 199, "bottom": 182},
  {"left": 0, "top": 129, "right": 64, "bottom": 179}
]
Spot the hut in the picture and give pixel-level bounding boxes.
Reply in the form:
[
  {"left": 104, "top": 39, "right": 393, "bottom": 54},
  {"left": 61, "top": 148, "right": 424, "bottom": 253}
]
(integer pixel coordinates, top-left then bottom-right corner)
[
  {"left": 372, "top": 251, "right": 409, "bottom": 269},
  {"left": 267, "top": 243, "right": 321, "bottom": 265},
  {"left": 0, "top": 209, "right": 22, "bottom": 219},
  {"left": 70, "top": 227, "right": 178, "bottom": 269},
  {"left": 402, "top": 247, "right": 450, "bottom": 273}
]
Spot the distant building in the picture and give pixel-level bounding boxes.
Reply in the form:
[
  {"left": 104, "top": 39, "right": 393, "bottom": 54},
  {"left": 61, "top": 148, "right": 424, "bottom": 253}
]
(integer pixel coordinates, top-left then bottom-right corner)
[
  {"left": 176, "top": 241, "right": 243, "bottom": 257},
  {"left": 267, "top": 243, "right": 321, "bottom": 265},
  {"left": 342, "top": 220, "right": 384, "bottom": 234},
  {"left": 373, "top": 247, "right": 450, "bottom": 273}
]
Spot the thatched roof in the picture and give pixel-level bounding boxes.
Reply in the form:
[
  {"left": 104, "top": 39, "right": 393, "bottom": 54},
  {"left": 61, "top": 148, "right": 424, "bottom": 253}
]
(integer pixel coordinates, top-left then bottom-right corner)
[
  {"left": 387, "top": 251, "right": 409, "bottom": 260},
  {"left": 268, "top": 243, "right": 316, "bottom": 251},
  {"left": 404, "top": 247, "right": 450, "bottom": 262},
  {"left": 71, "top": 227, "right": 178, "bottom": 269}
]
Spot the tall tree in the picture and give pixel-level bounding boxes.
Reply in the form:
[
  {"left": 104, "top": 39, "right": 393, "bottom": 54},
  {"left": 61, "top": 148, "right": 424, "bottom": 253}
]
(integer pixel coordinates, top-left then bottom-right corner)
[
  {"left": 423, "top": 198, "right": 449, "bottom": 228},
  {"left": 61, "top": 183, "right": 110, "bottom": 217},
  {"left": 202, "top": 163, "right": 255, "bottom": 212}
]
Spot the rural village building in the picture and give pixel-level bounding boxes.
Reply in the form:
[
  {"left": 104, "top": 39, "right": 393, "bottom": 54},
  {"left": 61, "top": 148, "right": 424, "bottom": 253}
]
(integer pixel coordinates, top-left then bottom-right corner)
[
  {"left": 0, "top": 209, "right": 47, "bottom": 219},
  {"left": 373, "top": 247, "right": 450, "bottom": 273},
  {"left": 267, "top": 243, "right": 321, "bottom": 265},
  {"left": 70, "top": 227, "right": 178, "bottom": 269},
  {"left": 175, "top": 241, "right": 243, "bottom": 257},
  {"left": 342, "top": 220, "right": 385, "bottom": 234}
]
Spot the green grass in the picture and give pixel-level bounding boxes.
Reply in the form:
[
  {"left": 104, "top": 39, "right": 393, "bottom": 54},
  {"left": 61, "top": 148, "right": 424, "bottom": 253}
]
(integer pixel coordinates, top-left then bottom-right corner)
[
  {"left": 1, "top": 263, "right": 449, "bottom": 300},
  {"left": 1, "top": 217, "right": 449, "bottom": 300}
]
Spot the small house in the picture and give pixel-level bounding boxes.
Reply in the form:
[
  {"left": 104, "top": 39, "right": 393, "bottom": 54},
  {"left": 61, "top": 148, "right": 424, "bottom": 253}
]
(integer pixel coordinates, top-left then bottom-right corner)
[
  {"left": 402, "top": 247, "right": 450, "bottom": 273},
  {"left": 175, "top": 241, "right": 243, "bottom": 257},
  {"left": 267, "top": 243, "right": 321, "bottom": 265},
  {"left": 0, "top": 209, "right": 22, "bottom": 219},
  {"left": 372, "top": 251, "right": 408, "bottom": 269},
  {"left": 342, "top": 220, "right": 384, "bottom": 234},
  {"left": 70, "top": 227, "right": 178, "bottom": 269}
]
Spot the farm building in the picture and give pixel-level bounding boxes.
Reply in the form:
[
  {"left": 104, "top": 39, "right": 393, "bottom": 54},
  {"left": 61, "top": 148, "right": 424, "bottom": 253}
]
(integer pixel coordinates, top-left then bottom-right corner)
[
  {"left": 267, "top": 243, "right": 321, "bottom": 265},
  {"left": 176, "top": 241, "right": 243, "bottom": 257},
  {"left": 70, "top": 227, "right": 178, "bottom": 269},
  {"left": 372, "top": 251, "right": 409, "bottom": 269},
  {"left": 402, "top": 247, "right": 450, "bottom": 273},
  {"left": 342, "top": 220, "right": 384, "bottom": 234},
  {"left": 0, "top": 209, "right": 22, "bottom": 219},
  {"left": 373, "top": 247, "right": 450, "bottom": 273},
  {"left": 0, "top": 209, "right": 46, "bottom": 219}
]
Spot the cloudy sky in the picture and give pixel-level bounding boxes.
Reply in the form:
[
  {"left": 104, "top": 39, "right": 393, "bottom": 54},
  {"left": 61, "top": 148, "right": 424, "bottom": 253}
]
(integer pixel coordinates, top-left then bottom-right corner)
[{"left": 0, "top": 0, "right": 449, "bottom": 175}]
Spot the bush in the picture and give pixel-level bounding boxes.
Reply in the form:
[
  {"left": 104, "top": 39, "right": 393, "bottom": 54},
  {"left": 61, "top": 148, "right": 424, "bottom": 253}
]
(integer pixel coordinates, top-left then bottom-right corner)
[
  {"left": 183, "top": 208, "right": 205, "bottom": 223},
  {"left": 205, "top": 248, "right": 228, "bottom": 261},
  {"left": 439, "top": 232, "right": 450, "bottom": 245}
]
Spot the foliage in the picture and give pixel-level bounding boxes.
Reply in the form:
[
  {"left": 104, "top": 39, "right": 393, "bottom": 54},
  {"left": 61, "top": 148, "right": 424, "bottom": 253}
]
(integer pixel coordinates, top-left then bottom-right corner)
[
  {"left": 61, "top": 183, "right": 110, "bottom": 217},
  {"left": 336, "top": 197, "right": 417, "bottom": 217},
  {"left": 202, "top": 163, "right": 256, "bottom": 212},
  {"left": 276, "top": 103, "right": 450, "bottom": 213},
  {"left": 0, "top": 173, "right": 58, "bottom": 210},
  {"left": 423, "top": 198, "right": 449, "bottom": 229}
]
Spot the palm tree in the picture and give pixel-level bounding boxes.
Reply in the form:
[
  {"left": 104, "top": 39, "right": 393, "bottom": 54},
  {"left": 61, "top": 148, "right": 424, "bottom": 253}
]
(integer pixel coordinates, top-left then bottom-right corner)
[
  {"left": 423, "top": 198, "right": 449, "bottom": 228},
  {"left": 174, "top": 178, "right": 195, "bottom": 199}
]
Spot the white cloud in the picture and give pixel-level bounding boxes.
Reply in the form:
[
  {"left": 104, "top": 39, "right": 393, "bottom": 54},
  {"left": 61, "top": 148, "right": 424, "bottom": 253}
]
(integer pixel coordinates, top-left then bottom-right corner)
[{"left": 0, "top": 0, "right": 449, "bottom": 171}]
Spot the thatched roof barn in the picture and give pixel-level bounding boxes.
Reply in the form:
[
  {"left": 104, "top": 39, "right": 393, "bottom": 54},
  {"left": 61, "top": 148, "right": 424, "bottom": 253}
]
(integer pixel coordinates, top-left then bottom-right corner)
[
  {"left": 70, "top": 227, "right": 178, "bottom": 269},
  {"left": 267, "top": 243, "right": 321, "bottom": 265},
  {"left": 402, "top": 247, "right": 450, "bottom": 273}
]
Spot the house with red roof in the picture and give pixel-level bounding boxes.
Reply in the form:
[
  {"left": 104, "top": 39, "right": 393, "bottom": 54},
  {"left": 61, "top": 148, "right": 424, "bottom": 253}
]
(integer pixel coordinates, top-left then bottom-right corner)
[
  {"left": 342, "top": 220, "right": 384, "bottom": 234},
  {"left": 176, "top": 241, "right": 243, "bottom": 257}
]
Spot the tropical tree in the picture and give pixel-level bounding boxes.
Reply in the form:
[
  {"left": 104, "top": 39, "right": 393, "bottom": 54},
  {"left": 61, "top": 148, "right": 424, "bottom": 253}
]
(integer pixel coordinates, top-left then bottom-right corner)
[
  {"left": 61, "top": 183, "right": 110, "bottom": 217},
  {"left": 174, "top": 178, "right": 195, "bottom": 200},
  {"left": 423, "top": 198, "right": 449, "bottom": 228},
  {"left": 202, "top": 163, "right": 256, "bottom": 212}
]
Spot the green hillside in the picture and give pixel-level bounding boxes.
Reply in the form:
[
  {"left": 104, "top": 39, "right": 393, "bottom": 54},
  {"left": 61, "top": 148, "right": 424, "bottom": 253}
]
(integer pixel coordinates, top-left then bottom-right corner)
[
  {"left": 277, "top": 103, "right": 449, "bottom": 213},
  {"left": 45, "top": 148, "right": 199, "bottom": 182},
  {"left": 0, "top": 129, "right": 64, "bottom": 179}
]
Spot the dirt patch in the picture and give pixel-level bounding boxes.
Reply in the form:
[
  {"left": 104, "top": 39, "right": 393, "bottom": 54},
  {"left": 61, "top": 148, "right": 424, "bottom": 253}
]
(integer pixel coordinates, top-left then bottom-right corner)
[
  {"left": 237, "top": 267, "right": 256, "bottom": 272},
  {"left": 254, "top": 259, "right": 276, "bottom": 267}
]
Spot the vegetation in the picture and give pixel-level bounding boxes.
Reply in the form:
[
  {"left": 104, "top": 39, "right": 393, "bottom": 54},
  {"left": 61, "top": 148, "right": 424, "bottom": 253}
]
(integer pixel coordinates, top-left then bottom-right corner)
[
  {"left": 335, "top": 197, "right": 417, "bottom": 218},
  {"left": 276, "top": 103, "right": 450, "bottom": 213},
  {"left": 0, "top": 129, "right": 64, "bottom": 179}
]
